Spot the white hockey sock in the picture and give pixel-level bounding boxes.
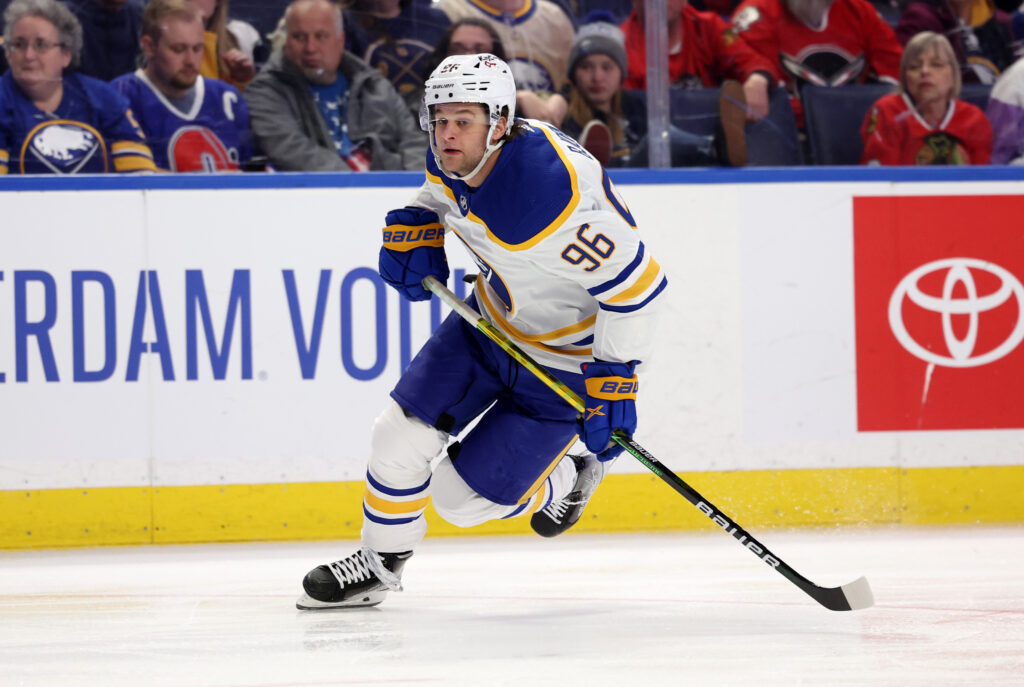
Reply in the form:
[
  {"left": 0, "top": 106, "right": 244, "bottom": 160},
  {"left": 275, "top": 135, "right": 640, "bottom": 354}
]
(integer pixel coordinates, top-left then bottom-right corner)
[{"left": 546, "top": 454, "right": 578, "bottom": 503}]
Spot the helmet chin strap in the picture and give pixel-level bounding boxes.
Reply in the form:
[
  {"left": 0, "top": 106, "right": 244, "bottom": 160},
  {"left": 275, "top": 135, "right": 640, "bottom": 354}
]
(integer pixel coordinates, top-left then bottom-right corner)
[{"left": 432, "top": 118, "right": 507, "bottom": 182}]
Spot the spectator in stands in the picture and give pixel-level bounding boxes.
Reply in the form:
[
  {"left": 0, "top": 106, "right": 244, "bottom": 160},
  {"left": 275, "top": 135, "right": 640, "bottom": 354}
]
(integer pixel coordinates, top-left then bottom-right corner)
[
  {"left": 190, "top": 0, "right": 256, "bottom": 89},
  {"left": 561, "top": 12, "right": 738, "bottom": 167},
  {"left": 423, "top": 17, "right": 506, "bottom": 77},
  {"left": 895, "top": 0, "right": 1014, "bottom": 85},
  {"left": 620, "top": 0, "right": 774, "bottom": 122},
  {"left": 731, "top": 0, "right": 903, "bottom": 125},
  {"left": 112, "top": 0, "right": 252, "bottom": 172},
  {"left": 986, "top": 55, "right": 1024, "bottom": 163},
  {"left": 435, "top": 0, "right": 574, "bottom": 122},
  {"left": 245, "top": 0, "right": 425, "bottom": 171},
  {"left": 0, "top": 0, "right": 155, "bottom": 174},
  {"left": 422, "top": 17, "right": 559, "bottom": 123},
  {"left": 345, "top": 0, "right": 450, "bottom": 117},
  {"left": 66, "top": 0, "right": 144, "bottom": 81},
  {"left": 861, "top": 31, "right": 991, "bottom": 163},
  {"left": 421, "top": 16, "right": 564, "bottom": 123},
  {"left": 561, "top": 13, "right": 645, "bottom": 165}
]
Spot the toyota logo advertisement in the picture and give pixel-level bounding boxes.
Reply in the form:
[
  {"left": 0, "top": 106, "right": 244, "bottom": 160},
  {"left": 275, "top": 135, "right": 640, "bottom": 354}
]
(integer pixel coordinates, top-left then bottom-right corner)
[
  {"left": 854, "top": 196, "right": 1024, "bottom": 431},
  {"left": 888, "top": 258, "right": 1024, "bottom": 369}
]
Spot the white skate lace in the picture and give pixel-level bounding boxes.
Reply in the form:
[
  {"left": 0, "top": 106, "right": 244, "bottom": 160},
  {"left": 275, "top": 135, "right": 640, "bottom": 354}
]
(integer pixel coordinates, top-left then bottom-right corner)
[
  {"left": 361, "top": 545, "right": 404, "bottom": 592},
  {"left": 541, "top": 495, "right": 574, "bottom": 523},
  {"left": 327, "top": 546, "right": 403, "bottom": 592}
]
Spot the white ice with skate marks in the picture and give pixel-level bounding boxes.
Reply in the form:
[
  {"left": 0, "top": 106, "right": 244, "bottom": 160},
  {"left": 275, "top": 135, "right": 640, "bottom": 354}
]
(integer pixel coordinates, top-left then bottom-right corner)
[{"left": 1, "top": 526, "right": 1022, "bottom": 686}]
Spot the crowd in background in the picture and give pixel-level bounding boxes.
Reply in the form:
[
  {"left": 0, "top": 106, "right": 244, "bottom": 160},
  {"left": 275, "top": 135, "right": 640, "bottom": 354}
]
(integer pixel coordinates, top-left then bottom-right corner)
[{"left": 2, "top": 0, "right": 1024, "bottom": 174}]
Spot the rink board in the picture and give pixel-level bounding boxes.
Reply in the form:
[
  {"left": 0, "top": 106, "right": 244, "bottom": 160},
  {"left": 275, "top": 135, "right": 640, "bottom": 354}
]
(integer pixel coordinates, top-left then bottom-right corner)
[
  {"left": 1, "top": 465, "right": 1023, "bottom": 548},
  {"left": 1, "top": 169, "right": 1023, "bottom": 548}
]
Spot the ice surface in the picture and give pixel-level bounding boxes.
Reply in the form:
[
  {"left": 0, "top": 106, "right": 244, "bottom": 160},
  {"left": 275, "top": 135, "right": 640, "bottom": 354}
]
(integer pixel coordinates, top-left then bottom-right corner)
[{"left": 1, "top": 526, "right": 1022, "bottom": 686}]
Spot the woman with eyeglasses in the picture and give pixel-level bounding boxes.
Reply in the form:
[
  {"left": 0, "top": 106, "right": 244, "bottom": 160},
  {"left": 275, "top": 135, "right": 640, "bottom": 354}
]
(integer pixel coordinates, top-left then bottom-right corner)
[
  {"left": 0, "top": 0, "right": 156, "bottom": 174},
  {"left": 860, "top": 31, "right": 992, "bottom": 164}
]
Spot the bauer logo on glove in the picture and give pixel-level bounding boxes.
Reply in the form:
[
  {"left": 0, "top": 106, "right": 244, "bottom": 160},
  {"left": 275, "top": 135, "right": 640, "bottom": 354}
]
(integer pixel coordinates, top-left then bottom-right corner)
[
  {"left": 579, "top": 360, "right": 639, "bottom": 460},
  {"left": 382, "top": 225, "right": 444, "bottom": 251},
  {"left": 379, "top": 206, "right": 449, "bottom": 302}
]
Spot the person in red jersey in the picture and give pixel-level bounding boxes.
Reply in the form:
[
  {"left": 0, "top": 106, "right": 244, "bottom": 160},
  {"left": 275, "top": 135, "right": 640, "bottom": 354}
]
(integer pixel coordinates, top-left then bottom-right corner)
[
  {"left": 621, "top": 0, "right": 775, "bottom": 120},
  {"left": 731, "top": 0, "right": 902, "bottom": 124},
  {"left": 861, "top": 31, "right": 992, "bottom": 164}
]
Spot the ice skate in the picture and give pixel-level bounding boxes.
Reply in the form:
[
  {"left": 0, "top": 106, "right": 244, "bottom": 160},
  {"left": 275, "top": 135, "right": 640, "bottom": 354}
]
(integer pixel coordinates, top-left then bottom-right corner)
[
  {"left": 296, "top": 546, "right": 412, "bottom": 610},
  {"left": 531, "top": 453, "right": 607, "bottom": 538}
]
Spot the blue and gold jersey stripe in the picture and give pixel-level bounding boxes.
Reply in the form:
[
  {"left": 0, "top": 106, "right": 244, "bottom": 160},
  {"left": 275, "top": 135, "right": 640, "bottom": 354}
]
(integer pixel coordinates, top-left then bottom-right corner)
[
  {"left": 589, "top": 243, "right": 646, "bottom": 297},
  {"left": 606, "top": 258, "right": 662, "bottom": 304},
  {"left": 477, "top": 281, "right": 593, "bottom": 356},
  {"left": 111, "top": 139, "right": 156, "bottom": 173}
]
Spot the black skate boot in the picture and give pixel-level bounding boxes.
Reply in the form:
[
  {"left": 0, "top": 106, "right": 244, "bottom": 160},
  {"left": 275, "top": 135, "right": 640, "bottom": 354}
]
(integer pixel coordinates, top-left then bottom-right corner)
[
  {"left": 296, "top": 546, "right": 412, "bottom": 610},
  {"left": 531, "top": 453, "right": 606, "bottom": 538}
]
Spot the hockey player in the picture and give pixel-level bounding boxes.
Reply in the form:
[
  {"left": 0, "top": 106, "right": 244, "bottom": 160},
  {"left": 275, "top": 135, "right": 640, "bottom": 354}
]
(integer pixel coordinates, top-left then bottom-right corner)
[
  {"left": 861, "top": 32, "right": 992, "bottom": 164},
  {"left": 296, "top": 53, "right": 666, "bottom": 610},
  {"left": 111, "top": 0, "right": 252, "bottom": 172}
]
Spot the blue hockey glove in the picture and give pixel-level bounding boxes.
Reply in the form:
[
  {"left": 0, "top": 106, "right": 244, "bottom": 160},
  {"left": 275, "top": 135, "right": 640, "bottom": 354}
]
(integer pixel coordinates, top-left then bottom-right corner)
[
  {"left": 579, "top": 360, "right": 638, "bottom": 461},
  {"left": 379, "top": 206, "right": 449, "bottom": 302}
]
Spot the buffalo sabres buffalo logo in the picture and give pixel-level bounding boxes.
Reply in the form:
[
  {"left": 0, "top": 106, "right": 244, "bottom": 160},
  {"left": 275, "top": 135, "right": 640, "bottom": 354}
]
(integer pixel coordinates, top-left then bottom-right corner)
[{"left": 24, "top": 120, "right": 106, "bottom": 174}]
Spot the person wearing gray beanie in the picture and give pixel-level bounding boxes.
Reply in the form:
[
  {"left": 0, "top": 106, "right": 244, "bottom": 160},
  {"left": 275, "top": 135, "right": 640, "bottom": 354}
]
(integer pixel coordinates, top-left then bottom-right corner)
[{"left": 568, "top": 16, "right": 628, "bottom": 79}]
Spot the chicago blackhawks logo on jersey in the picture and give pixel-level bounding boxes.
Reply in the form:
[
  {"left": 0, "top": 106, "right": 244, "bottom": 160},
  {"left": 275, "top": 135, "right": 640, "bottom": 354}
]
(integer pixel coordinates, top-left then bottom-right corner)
[
  {"left": 916, "top": 132, "right": 968, "bottom": 165},
  {"left": 167, "top": 125, "right": 239, "bottom": 172},
  {"left": 23, "top": 120, "right": 106, "bottom": 174}
]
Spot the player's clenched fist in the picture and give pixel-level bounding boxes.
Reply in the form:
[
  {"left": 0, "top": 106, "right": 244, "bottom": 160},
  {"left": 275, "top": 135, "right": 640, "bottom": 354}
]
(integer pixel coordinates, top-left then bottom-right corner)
[
  {"left": 379, "top": 206, "right": 449, "bottom": 301},
  {"left": 579, "top": 360, "right": 638, "bottom": 460}
]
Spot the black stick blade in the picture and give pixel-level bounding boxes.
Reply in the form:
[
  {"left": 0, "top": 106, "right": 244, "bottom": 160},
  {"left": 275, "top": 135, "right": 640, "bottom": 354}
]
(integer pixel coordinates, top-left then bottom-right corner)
[{"left": 808, "top": 576, "right": 875, "bottom": 611}]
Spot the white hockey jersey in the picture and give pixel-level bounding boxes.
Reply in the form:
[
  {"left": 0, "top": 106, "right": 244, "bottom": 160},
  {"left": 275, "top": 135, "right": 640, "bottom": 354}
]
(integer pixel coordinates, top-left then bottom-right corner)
[{"left": 408, "top": 119, "right": 667, "bottom": 373}]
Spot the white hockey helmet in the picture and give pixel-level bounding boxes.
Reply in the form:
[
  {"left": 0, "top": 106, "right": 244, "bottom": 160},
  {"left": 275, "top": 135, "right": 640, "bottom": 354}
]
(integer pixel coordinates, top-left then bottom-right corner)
[{"left": 420, "top": 53, "right": 517, "bottom": 180}]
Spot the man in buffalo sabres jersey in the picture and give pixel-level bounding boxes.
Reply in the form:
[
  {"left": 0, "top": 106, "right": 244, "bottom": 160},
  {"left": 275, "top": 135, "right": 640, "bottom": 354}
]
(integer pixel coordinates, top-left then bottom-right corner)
[
  {"left": 731, "top": 0, "right": 902, "bottom": 125},
  {"left": 295, "top": 54, "right": 667, "bottom": 611},
  {"left": 112, "top": 0, "right": 252, "bottom": 172},
  {"left": 0, "top": 0, "right": 155, "bottom": 174}
]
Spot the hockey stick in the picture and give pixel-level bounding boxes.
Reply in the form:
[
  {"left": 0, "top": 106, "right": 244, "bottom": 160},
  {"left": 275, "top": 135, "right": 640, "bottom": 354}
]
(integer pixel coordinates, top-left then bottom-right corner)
[{"left": 422, "top": 275, "right": 874, "bottom": 612}]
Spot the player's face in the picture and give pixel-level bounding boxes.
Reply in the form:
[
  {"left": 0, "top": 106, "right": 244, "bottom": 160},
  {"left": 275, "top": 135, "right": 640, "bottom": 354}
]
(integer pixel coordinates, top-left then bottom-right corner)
[
  {"left": 284, "top": 2, "right": 345, "bottom": 84},
  {"left": 6, "top": 16, "right": 71, "bottom": 96},
  {"left": 905, "top": 46, "right": 955, "bottom": 108},
  {"left": 147, "top": 16, "right": 205, "bottom": 92},
  {"left": 573, "top": 54, "right": 621, "bottom": 111},
  {"left": 448, "top": 25, "right": 494, "bottom": 55},
  {"left": 431, "top": 102, "right": 499, "bottom": 177}
]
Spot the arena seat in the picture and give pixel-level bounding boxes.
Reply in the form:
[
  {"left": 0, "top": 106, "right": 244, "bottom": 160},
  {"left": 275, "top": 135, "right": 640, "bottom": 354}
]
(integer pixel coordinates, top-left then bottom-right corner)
[
  {"left": 670, "top": 86, "right": 803, "bottom": 165},
  {"left": 959, "top": 83, "right": 993, "bottom": 111},
  {"left": 802, "top": 84, "right": 896, "bottom": 165}
]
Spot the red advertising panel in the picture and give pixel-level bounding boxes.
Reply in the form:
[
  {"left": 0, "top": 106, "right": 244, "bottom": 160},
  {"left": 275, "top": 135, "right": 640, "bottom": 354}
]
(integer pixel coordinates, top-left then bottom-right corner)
[{"left": 853, "top": 196, "right": 1024, "bottom": 431}]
